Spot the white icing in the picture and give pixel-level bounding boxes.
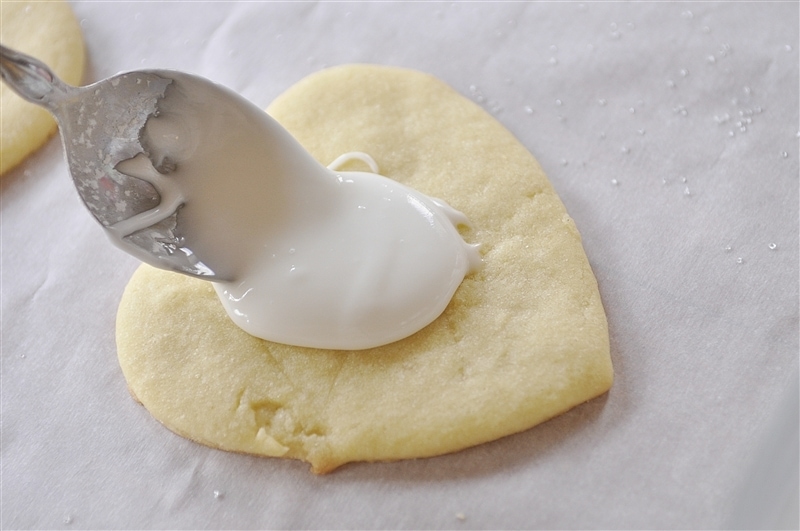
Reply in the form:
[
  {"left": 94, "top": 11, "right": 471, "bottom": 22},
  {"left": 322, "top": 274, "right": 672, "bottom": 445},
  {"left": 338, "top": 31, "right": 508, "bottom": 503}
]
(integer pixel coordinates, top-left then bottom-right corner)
[{"left": 113, "top": 72, "right": 481, "bottom": 350}]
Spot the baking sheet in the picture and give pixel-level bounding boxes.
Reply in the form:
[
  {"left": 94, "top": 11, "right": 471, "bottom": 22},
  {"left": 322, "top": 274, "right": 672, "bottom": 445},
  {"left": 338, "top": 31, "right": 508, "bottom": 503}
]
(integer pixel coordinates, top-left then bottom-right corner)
[{"left": 1, "top": 1, "right": 798, "bottom": 528}]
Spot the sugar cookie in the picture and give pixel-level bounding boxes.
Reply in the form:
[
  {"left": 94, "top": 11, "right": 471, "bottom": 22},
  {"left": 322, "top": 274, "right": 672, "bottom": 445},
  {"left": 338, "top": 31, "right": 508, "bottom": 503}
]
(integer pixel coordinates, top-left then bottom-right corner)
[
  {"left": 0, "top": 0, "right": 85, "bottom": 175},
  {"left": 116, "top": 65, "right": 613, "bottom": 473}
]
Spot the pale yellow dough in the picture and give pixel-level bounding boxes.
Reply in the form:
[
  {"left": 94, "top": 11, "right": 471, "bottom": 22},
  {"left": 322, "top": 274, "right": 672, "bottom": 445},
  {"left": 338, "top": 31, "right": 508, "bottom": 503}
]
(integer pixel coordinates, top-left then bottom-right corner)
[
  {"left": 0, "top": 0, "right": 85, "bottom": 175},
  {"left": 116, "top": 65, "right": 613, "bottom": 473}
]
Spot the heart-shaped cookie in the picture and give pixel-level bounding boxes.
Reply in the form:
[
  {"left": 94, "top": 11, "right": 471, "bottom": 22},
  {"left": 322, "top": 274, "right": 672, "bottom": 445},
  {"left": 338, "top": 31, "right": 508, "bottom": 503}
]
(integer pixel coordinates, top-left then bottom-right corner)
[{"left": 116, "top": 65, "right": 613, "bottom": 473}]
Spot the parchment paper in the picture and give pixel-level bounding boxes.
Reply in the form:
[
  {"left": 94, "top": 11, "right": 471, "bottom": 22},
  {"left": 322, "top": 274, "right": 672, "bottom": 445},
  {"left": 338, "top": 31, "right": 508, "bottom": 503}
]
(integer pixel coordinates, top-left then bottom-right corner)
[{"left": 2, "top": 2, "right": 798, "bottom": 529}]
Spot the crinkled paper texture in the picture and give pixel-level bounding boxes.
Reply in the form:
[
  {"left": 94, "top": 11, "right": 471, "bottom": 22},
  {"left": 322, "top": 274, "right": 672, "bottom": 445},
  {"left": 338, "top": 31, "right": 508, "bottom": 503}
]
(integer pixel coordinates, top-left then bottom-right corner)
[{"left": 1, "top": 2, "right": 797, "bottom": 529}]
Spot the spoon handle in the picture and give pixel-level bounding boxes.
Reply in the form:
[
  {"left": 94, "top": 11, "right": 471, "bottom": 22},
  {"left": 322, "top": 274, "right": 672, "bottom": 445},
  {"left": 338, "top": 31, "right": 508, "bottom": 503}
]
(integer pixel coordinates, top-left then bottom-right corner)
[{"left": 0, "top": 44, "right": 72, "bottom": 110}]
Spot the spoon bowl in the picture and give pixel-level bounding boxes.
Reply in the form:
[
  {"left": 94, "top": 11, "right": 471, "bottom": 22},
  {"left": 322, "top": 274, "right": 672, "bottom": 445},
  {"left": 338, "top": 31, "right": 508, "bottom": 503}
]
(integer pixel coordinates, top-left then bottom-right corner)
[{"left": 0, "top": 44, "right": 223, "bottom": 279}]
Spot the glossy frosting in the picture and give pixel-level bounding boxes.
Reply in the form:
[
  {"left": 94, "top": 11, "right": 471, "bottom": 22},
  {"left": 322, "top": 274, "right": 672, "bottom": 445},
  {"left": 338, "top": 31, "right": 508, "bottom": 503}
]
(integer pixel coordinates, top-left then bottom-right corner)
[{"left": 112, "top": 72, "right": 480, "bottom": 349}]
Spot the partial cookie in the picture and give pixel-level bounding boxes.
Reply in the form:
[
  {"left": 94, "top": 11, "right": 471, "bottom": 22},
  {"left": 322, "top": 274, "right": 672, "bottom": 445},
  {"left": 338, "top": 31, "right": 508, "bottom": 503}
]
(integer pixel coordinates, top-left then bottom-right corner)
[
  {"left": 116, "top": 65, "right": 613, "bottom": 473},
  {"left": 0, "top": 0, "right": 85, "bottom": 175}
]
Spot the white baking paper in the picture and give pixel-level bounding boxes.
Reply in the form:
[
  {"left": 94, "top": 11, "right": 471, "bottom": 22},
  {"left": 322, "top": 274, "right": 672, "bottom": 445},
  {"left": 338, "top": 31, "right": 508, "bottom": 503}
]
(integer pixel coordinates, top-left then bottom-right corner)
[{"left": 1, "top": 2, "right": 797, "bottom": 528}]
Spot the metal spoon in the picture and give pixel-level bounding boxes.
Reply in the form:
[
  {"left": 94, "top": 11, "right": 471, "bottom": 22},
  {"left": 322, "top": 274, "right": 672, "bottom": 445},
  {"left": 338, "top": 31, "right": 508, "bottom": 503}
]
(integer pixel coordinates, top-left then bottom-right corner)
[{"left": 0, "top": 44, "right": 222, "bottom": 279}]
